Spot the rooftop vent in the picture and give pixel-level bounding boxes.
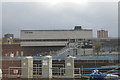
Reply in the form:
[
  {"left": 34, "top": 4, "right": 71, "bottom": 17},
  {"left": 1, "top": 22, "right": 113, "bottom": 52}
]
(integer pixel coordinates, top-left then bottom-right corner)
[{"left": 74, "top": 26, "right": 82, "bottom": 30}]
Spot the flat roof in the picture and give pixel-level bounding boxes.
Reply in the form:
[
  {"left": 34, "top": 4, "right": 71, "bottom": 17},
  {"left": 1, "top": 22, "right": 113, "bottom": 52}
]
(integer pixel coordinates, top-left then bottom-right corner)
[{"left": 21, "top": 29, "right": 92, "bottom": 31}]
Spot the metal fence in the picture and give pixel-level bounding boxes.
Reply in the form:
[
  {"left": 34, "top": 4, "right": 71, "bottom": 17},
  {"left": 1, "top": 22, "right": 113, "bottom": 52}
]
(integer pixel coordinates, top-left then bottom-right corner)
[{"left": 2, "top": 67, "right": 82, "bottom": 78}]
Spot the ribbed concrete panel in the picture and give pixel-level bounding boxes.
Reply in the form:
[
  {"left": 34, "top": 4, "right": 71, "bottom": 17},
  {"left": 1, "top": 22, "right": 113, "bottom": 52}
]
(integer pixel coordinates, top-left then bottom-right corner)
[
  {"left": 21, "top": 30, "right": 92, "bottom": 39},
  {"left": 21, "top": 41, "right": 68, "bottom": 46}
]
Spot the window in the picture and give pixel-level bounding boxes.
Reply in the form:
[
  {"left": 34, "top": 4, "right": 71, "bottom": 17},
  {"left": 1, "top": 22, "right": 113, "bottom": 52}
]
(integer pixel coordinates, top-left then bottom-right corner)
[{"left": 24, "top": 32, "right": 33, "bottom": 34}]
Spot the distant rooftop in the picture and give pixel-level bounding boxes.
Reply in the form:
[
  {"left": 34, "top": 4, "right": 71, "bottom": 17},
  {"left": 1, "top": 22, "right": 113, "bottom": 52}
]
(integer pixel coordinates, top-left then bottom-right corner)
[
  {"left": 21, "top": 29, "right": 92, "bottom": 31},
  {"left": 21, "top": 26, "right": 92, "bottom": 31}
]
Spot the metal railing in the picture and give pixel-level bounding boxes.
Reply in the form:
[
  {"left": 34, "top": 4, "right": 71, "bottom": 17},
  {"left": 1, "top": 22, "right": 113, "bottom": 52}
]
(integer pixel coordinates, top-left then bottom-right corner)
[
  {"left": 3, "top": 67, "right": 82, "bottom": 78},
  {"left": 56, "top": 43, "right": 81, "bottom": 56}
]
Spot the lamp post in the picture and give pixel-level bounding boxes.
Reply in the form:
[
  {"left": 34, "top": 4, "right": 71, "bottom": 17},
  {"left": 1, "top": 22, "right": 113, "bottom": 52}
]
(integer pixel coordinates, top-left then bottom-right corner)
[
  {"left": 93, "top": 46, "right": 95, "bottom": 56},
  {"left": 83, "top": 39, "right": 86, "bottom": 56}
]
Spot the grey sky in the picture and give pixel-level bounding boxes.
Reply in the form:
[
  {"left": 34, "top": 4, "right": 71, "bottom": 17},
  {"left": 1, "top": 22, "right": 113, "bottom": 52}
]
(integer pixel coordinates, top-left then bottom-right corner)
[{"left": 2, "top": 2, "right": 118, "bottom": 38}]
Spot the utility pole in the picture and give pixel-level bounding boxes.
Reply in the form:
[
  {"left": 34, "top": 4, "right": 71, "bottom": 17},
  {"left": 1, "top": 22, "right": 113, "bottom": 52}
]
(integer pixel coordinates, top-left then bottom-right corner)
[{"left": 83, "top": 39, "right": 85, "bottom": 56}]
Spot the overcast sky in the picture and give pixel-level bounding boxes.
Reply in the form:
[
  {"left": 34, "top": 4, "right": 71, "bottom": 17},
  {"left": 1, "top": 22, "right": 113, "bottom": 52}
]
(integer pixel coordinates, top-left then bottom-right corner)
[{"left": 1, "top": 1, "right": 118, "bottom": 38}]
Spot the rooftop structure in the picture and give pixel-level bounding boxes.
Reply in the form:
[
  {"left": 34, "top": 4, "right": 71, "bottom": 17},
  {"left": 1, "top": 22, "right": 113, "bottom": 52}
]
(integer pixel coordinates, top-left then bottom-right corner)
[{"left": 4, "top": 34, "right": 14, "bottom": 39}]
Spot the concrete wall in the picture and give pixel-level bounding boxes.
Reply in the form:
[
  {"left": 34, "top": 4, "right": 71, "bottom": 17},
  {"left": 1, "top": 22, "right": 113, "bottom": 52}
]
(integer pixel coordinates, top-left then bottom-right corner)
[
  {"left": 42, "top": 56, "right": 52, "bottom": 78},
  {"left": 59, "top": 48, "right": 93, "bottom": 56},
  {"left": 65, "top": 56, "right": 74, "bottom": 78},
  {"left": 21, "top": 30, "right": 92, "bottom": 39},
  {"left": 77, "top": 49, "right": 93, "bottom": 56},
  {"left": 21, "top": 57, "right": 33, "bottom": 78}
]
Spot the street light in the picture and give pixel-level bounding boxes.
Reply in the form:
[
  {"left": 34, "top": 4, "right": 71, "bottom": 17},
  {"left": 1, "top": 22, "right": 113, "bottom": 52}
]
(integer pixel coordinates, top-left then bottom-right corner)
[{"left": 82, "top": 39, "right": 86, "bottom": 56}]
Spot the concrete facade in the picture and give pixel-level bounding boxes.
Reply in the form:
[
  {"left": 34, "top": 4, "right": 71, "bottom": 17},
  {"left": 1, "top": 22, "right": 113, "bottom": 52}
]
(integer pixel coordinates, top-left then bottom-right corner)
[
  {"left": 21, "top": 29, "right": 92, "bottom": 46},
  {"left": 21, "top": 30, "right": 92, "bottom": 39},
  {"left": 21, "top": 57, "right": 33, "bottom": 78},
  {"left": 42, "top": 56, "right": 52, "bottom": 78}
]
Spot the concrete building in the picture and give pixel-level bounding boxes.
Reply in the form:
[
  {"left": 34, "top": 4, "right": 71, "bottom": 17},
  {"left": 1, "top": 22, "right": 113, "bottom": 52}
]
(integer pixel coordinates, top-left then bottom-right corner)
[
  {"left": 3, "top": 34, "right": 14, "bottom": 44},
  {"left": 97, "top": 30, "right": 108, "bottom": 38},
  {"left": 20, "top": 26, "right": 93, "bottom": 47},
  {"left": 19, "top": 26, "right": 93, "bottom": 56},
  {"left": 4, "top": 34, "right": 14, "bottom": 39}
]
